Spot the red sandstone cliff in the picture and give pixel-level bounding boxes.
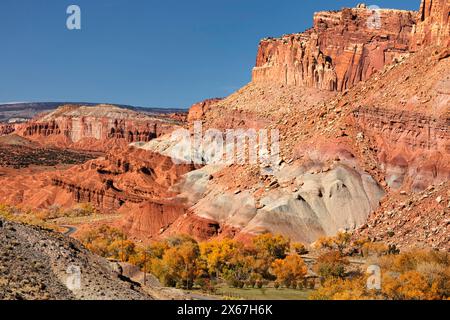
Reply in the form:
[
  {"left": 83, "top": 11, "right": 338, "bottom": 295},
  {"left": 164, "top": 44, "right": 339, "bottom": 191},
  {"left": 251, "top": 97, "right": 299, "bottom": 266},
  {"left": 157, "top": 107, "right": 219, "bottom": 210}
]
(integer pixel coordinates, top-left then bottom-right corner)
[
  {"left": 411, "top": 0, "right": 450, "bottom": 49},
  {"left": 0, "top": 124, "right": 15, "bottom": 136},
  {"left": 187, "top": 98, "right": 222, "bottom": 122},
  {"left": 14, "top": 104, "right": 185, "bottom": 152},
  {"left": 252, "top": 1, "right": 449, "bottom": 91}
]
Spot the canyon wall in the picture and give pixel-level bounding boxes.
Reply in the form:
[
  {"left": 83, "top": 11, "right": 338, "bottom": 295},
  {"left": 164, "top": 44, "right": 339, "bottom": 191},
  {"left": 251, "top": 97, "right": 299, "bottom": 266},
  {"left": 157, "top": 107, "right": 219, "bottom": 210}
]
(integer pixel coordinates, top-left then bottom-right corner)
[
  {"left": 0, "top": 124, "right": 15, "bottom": 136},
  {"left": 187, "top": 98, "right": 222, "bottom": 122},
  {"left": 411, "top": 0, "right": 450, "bottom": 50},
  {"left": 252, "top": 0, "right": 449, "bottom": 91},
  {"left": 15, "top": 105, "right": 184, "bottom": 151},
  {"left": 353, "top": 106, "right": 450, "bottom": 191}
]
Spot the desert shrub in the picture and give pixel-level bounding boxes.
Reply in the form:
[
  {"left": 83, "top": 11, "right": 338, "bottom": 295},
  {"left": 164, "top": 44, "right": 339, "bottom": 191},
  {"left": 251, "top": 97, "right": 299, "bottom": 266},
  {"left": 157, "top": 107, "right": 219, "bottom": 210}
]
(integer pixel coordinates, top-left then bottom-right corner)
[
  {"left": 312, "top": 250, "right": 450, "bottom": 300},
  {"left": 271, "top": 254, "right": 308, "bottom": 287},
  {"left": 314, "top": 251, "right": 349, "bottom": 280},
  {"left": 253, "top": 233, "right": 290, "bottom": 260},
  {"left": 292, "top": 242, "right": 309, "bottom": 255},
  {"left": 361, "top": 242, "right": 390, "bottom": 257}
]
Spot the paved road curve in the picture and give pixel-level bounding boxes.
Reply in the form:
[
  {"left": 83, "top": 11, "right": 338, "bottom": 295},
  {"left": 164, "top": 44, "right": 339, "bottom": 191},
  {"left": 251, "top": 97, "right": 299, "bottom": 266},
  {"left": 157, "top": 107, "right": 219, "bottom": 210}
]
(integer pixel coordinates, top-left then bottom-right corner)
[{"left": 62, "top": 225, "right": 77, "bottom": 236}]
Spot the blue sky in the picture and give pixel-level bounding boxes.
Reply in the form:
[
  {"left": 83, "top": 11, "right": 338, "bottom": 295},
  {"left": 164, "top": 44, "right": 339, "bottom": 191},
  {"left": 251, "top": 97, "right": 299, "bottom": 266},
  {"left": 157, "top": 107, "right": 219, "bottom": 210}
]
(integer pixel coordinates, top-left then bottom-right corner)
[{"left": 0, "top": 0, "right": 420, "bottom": 108}]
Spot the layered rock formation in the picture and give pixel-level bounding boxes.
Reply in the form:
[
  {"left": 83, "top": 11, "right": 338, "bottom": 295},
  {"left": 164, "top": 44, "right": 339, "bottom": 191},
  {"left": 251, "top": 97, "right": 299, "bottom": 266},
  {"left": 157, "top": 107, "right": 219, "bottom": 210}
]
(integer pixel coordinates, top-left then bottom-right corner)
[
  {"left": 353, "top": 105, "right": 449, "bottom": 192},
  {"left": 0, "top": 144, "right": 198, "bottom": 243},
  {"left": 252, "top": 0, "right": 450, "bottom": 91},
  {"left": 253, "top": 6, "right": 415, "bottom": 91},
  {"left": 187, "top": 98, "right": 222, "bottom": 123},
  {"left": 47, "top": 146, "right": 195, "bottom": 210},
  {"left": 411, "top": 0, "right": 450, "bottom": 50},
  {"left": 0, "top": 124, "right": 15, "bottom": 136},
  {"left": 15, "top": 105, "right": 185, "bottom": 152}
]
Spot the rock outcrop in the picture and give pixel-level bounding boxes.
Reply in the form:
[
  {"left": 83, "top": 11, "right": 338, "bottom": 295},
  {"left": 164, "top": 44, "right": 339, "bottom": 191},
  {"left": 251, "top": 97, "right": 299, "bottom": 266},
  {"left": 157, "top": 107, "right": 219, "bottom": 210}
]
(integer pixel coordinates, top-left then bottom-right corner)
[
  {"left": 0, "top": 216, "right": 152, "bottom": 300},
  {"left": 411, "top": 0, "right": 450, "bottom": 50},
  {"left": 187, "top": 98, "right": 222, "bottom": 122},
  {"left": 356, "top": 182, "right": 449, "bottom": 251},
  {"left": 0, "top": 1, "right": 448, "bottom": 250},
  {"left": 252, "top": 6, "right": 416, "bottom": 91},
  {"left": 0, "top": 124, "right": 15, "bottom": 136},
  {"left": 15, "top": 105, "right": 185, "bottom": 152},
  {"left": 252, "top": 0, "right": 450, "bottom": 92},
  {"left": 353, "top": 105, "right": 449, "bottom": 191}
]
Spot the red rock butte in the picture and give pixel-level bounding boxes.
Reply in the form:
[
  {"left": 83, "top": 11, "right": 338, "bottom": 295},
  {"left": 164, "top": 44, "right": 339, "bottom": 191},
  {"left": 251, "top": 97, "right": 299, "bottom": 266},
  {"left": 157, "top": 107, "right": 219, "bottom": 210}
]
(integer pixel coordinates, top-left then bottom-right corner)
[{"left": 252, "top": 0, "right": 449, "bottom": 91}]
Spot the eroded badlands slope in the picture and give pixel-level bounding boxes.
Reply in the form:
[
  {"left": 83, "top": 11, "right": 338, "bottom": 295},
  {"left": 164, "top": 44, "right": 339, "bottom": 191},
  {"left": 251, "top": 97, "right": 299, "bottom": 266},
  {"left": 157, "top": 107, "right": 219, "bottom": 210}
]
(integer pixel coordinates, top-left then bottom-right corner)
[
  {"left": 134, "top": 0, "right": 449, "bottom": 247},
  {"left": 0, "top": 1, "right": 448, "bottom": 249}
]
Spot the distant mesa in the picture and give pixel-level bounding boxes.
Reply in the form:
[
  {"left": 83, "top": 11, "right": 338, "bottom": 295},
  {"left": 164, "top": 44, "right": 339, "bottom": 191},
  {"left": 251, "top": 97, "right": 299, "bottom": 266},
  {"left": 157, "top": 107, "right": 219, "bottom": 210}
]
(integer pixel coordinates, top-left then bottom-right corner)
[{"left": 0, "top": 101, "right": 187, "bottom": 124}]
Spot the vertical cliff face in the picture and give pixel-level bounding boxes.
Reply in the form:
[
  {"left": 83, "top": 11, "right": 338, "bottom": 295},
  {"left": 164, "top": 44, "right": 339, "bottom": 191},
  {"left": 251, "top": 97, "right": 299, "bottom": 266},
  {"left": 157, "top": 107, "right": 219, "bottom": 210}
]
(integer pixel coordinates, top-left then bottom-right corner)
[
  {"left": 187, "top": 98, "right": 223, "bottom": 122},
  {"left": 314, "top": 8, "right": 415, "bottom": 91},
  {"left": 411, "top": 0, "right": 450, "bottom": 50},
  {"left": 0, "top": 124, "right": 15, "bottom": 136},
  {"left": 252, "top": 31, "right": 339, "bottom": 91},
  {"left": 252, "top": 3, "right": 447, "bottom": 91}
]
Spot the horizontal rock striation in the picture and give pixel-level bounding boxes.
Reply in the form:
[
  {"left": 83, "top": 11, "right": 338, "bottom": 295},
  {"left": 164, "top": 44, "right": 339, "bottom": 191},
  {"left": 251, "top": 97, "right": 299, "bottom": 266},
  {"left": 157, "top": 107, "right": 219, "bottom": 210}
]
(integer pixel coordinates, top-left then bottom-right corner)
[
  {"left": 353, "top": 106, "right": 450, "bottom": 191},
  {"left": 252, "top": 0, "right": 450, "bottom": 92},
  {"left": 253, "top": 7, "right": 415, "bottom": 91},
  {"left": 15, "top": 105, "right": 184, "bottom": 151},
  {"left": 187, "top": 98, "right": 223, "bottom": 123}
]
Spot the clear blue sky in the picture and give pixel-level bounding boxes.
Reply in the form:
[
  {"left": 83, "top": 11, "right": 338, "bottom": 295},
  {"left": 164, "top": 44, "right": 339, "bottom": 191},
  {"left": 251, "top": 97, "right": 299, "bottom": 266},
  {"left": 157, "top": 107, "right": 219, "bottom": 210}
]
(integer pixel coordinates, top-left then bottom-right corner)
[{"left": 0, "top": 0, "right": 420, "bottom": 108}]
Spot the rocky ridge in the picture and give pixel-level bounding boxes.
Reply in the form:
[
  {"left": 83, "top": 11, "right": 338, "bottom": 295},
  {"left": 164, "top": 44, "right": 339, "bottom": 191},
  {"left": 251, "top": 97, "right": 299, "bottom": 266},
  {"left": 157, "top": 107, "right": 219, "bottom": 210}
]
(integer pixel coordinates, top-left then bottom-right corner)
[
  {"left": 12, "top": 104, "right": 186, "bottom": 152},
  {"left": 0, "top": 217, "right": 152, "bottom": 300}
]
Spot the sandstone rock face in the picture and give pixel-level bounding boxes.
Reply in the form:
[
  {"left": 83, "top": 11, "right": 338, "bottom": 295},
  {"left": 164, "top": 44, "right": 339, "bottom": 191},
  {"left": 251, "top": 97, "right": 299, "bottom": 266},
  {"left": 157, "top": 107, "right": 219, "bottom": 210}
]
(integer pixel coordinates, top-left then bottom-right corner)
[
  {"left": 49, "top": 147, "right": 195, "bottom": 211},
  {"left": 187, "top": 98, "right": 222, "bottom": 122},
  {"left": 411, "top": 0, "right": 450, "bottom": 50},
  {"left": 15, "top": 105, "right": 185, "bottom": 151},
  {"left": 0, "top": 123, "right": 15, "bottom": 136},
  {"left": 252, "top": 7, "right": 415, "bottom": 91},
  {"left": 0, "top": 145, "right": 195, "bottom": 241},
  {"left": 353, "top": 106, "right": 449, "bottom": 191}
]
